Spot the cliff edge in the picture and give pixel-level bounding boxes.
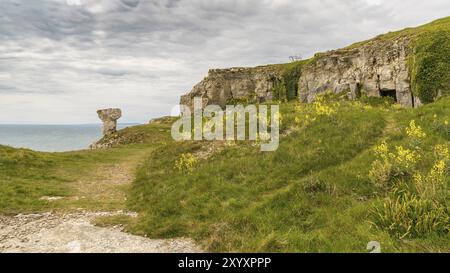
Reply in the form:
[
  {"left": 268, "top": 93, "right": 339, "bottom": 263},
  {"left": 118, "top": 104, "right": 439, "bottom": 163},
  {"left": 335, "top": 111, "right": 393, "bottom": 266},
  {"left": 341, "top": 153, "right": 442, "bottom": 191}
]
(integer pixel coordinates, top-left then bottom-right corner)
[{"left": 181, "top": 17, "right": 450, "bottom": 109}]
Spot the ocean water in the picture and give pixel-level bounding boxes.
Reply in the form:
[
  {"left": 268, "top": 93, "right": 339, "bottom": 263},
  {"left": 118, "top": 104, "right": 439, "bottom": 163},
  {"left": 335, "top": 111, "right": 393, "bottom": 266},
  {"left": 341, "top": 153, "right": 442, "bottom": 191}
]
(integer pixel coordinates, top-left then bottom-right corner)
[{"left": 0, "top": 124, "right": 136, "bottom": 152}]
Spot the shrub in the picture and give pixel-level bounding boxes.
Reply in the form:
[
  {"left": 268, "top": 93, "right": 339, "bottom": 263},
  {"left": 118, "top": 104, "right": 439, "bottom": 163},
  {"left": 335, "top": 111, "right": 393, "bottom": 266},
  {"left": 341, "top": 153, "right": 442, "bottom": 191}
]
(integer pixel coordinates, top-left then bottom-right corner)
[
  {"left": 372, "top": 190, "right": 449, "bottom": 239},
  {"left": 410, "top": 30, "right": 450, "bottom": 103},
  {"left": 174, "top": 153, "right": 197, "bottom": 174},
  {"left": 276, "top": 59, "right": 309, "bottom": 101},
  {"left": 413, "top": 160, "right": 447, "bottom": 200},
  {"left": 368, "top": 141, "right": 420, "bottom": 191},
  {"left": 414, "top": 144, "right": 449, "bottom": 200},
  {"left": 405, "top": 120, "right": 427, "bottom": 148},
  {"left": 302, "top": 177, "right": 333, "bottom": 195},
  {"left": 272, "top": 81, "right": 288, "bottom": 102},
  {"left": 406, "top": 120, "right": 427, "bottom": 139},
  {"left": 371, "top": 139, "right": 450, "bottom": 239},
  {"left": 368, "top": 159, "right": 393, "bottom": 191},
  {"left": 391, "top": 146, "right": 421, "bottom": 175}
]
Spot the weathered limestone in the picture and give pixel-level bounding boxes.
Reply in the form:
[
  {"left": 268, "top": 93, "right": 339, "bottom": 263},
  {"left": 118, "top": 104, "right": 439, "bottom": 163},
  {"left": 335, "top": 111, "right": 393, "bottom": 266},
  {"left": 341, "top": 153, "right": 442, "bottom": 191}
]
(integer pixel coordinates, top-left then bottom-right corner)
[
  {"left": 97, "top": 108, "right": 122, "bottom": 136},
  {"left": 181, "top": 37, "right": 420, "bottom": 109},
  {"left": 180, "top": 66, "right": 283, "bottom": 111},
  {"left": 298, "top": 37, "right": 417, "bottom": 107}
]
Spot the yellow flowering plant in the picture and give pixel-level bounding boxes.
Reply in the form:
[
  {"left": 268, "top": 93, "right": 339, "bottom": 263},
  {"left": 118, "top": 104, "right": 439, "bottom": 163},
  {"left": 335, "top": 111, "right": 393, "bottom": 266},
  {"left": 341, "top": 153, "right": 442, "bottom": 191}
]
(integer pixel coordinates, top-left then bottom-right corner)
[
  {"left": 370, "top": 121, "right": 450, "bottom": 238},
  {"left": 414, "top": 159, "right": 447, "bottom": 200},
  {"left": 405, "top": 120, "right": 427, "bottom": 149},
  {"left": 391, "top": 146, "right": 421, "bottom": 175},
  {"left": 313, "top": 95, "right": 337, "bottom": 117},
  {"left": 294, "top": 93, "right": 338, "bottom": 129},
  {"left": 369, "top": 142, "right": 421, "bottom": 191},
  {"left": 434, "top": 144, "right": 450, "bottom": 162},
  {"left": 175, "top": 153, "right": 197, "bottom": 174}
]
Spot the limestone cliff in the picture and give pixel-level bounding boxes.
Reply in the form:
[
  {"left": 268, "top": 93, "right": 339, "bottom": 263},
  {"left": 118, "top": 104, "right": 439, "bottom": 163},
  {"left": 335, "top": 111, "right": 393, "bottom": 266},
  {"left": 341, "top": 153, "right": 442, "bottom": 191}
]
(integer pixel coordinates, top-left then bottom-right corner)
[
  {"left": 181, "top": 36, "right": 418, "bottom": 109},
  {"left": 180, "top": 66, "right": 284, "bottom": 110},
  {"left": 298, "top": 36, "right": 418, "bottom": 107},
  {"left": 180, "top": 17, "right": 450, "bottom": 109}
]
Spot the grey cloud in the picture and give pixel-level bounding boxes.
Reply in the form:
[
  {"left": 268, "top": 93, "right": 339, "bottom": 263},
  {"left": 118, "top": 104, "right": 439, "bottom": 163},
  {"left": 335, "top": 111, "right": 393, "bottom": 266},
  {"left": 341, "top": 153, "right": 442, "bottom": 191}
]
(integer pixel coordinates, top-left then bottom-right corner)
[
  {"left": 120, "top": 0, "right": 140, "bottom": 8},
  {"left": 0, "top": 0, "right": 449, "bottom": 123},
  {"left": 0, "top": 84, "right": 15, "bottom": 91}
]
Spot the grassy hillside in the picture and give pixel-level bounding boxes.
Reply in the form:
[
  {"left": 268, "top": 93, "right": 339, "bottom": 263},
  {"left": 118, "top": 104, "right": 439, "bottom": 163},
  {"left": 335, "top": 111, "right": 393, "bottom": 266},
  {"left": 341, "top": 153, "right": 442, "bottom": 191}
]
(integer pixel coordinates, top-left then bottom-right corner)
[
  {"left": 121, "top": 95, "right": 449, "bottom": 253},
  {"left": 0, "top": 123, "right": 171, "bottom": 214},
  {"left": 1, "top": 96, "right": 448, "bottom": 252}
]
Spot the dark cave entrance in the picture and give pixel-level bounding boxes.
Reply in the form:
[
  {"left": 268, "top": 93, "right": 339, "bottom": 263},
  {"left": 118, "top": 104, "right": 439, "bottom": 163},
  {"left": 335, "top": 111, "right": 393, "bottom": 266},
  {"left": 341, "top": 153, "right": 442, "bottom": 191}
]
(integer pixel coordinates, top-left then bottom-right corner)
[{"left": 380, "top": 89, "right": 397, "bottom": 102}]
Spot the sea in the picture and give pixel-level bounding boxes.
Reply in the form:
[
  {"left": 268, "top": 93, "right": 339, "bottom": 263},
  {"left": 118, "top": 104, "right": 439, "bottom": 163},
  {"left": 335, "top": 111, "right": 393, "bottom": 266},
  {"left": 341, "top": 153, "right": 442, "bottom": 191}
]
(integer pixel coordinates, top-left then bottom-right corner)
[{"left": 0, "top": 124, "right": 138, "bottom": 152}]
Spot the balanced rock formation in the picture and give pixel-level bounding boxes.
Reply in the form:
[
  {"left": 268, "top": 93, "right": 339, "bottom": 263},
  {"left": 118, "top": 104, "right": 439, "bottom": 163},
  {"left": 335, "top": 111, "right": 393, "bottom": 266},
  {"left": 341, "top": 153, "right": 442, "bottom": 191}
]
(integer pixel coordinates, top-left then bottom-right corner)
[
  {"left": 180, "top": 66, "right": 283, "bottom": 111},
  {"left": 97, "top": 108, "right": 122, "bottom": 136}
]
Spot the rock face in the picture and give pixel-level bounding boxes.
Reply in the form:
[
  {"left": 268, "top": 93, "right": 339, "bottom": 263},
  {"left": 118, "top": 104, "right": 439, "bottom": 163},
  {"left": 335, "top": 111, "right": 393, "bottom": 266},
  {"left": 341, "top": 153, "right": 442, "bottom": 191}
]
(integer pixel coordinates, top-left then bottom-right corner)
[
  {"left": 298, "top": 36, "right": 418, "bottom": 107},
  {"left": 97, "top": 108, "right": 122, "bottom": 136},
  {"left": 181, "top": 36, "right": 421, "bottom": 109},
  {"left": 180, "top": 66, "right": 283, "bottom": 111}
]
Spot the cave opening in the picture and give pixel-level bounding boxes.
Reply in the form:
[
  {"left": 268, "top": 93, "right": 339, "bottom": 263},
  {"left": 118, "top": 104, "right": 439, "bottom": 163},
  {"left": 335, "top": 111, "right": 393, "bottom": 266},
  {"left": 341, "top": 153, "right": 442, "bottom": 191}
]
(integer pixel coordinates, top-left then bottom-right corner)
[{"left": 380, "top": 89, "right": 397, "bottom": 102}]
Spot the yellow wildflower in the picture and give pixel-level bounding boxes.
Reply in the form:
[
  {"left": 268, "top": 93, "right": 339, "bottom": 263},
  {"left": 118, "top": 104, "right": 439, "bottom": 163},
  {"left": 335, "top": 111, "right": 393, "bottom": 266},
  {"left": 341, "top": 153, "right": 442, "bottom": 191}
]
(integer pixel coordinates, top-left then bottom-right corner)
[
  {"left": 391, "top": 145, "right": 420, "bottom": 171},
  {"left": 373, "top": 141, "right": 389, "bottom": 160},
  {"left": 175, "top": 153, "right": 197, "bottom": 174},
  {"left": 435, "top": 144, "right": 450, "bottom": 161},
  {"left": 406, "top": 120, "right": 426, "bottom": 139}
]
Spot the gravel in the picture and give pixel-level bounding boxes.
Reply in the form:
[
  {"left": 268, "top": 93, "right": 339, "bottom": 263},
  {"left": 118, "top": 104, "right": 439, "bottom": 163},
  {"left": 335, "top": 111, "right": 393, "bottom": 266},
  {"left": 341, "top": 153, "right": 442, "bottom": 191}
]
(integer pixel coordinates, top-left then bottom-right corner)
[{"left": 0, "top": 211, "right": 202, "bottom": 253}]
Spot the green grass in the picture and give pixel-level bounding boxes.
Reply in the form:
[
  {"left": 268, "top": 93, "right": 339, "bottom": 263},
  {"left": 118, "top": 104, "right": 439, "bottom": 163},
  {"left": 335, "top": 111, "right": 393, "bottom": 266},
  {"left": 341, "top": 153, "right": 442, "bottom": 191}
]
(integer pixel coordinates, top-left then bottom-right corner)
[
  {"left": 1, "top": 97, "right": 448, "bottom": 252},
  {"left": 0, "top": 123, "right": 171, "bottom": 214},
  {"left": 124, "top": 97, "right": 449, "bottom": 252},
  {"left": 410, "top": 30, "right": 450, "bottom": 102}
]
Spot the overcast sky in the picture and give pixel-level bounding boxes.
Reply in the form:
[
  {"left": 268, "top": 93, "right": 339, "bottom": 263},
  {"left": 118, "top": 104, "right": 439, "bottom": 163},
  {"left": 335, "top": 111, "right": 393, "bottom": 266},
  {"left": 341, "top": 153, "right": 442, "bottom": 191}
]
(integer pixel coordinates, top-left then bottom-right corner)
[{"left": 0, "top": 0, "right": 449, "bottom": 124}]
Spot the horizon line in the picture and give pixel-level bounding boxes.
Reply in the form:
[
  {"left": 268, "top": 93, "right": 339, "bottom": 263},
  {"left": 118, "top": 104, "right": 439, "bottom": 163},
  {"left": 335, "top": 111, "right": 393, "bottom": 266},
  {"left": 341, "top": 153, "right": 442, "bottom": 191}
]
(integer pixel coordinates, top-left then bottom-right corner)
[{"left": 0, "top": 122, "right": 142, "bottom": 126}]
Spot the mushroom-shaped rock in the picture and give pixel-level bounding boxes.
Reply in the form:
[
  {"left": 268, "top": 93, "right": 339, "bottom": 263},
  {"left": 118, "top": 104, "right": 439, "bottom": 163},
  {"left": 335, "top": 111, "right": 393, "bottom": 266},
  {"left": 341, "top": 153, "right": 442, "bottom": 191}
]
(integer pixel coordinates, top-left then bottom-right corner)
[{"left": 97, "top": 108, "right": 122, "bottom": 136}]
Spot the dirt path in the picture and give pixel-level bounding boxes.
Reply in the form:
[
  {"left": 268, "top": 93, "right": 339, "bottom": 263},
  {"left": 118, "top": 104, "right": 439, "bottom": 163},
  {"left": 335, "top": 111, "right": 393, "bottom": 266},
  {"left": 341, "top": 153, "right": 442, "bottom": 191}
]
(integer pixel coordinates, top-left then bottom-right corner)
[
  {"left": 0, "top": 212, "right": 201, "bottom": 253},
  {"left": 0, "top": 149, "right": 203, "bottom": 253}
]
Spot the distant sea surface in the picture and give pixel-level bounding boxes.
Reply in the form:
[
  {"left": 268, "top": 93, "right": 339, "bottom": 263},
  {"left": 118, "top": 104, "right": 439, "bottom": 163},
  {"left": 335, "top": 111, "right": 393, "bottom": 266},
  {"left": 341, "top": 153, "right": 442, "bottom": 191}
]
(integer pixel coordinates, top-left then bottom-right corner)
[{"left": 0, "top": 124, "right": 138, "bottom": 152}]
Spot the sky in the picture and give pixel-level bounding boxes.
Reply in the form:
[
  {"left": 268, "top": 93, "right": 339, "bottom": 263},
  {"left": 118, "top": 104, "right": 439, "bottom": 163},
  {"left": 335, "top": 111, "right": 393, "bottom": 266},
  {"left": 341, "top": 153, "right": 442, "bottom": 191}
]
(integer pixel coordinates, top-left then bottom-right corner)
[{"left": 0, "top": 0, "right": 449, "bottom": 124}]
